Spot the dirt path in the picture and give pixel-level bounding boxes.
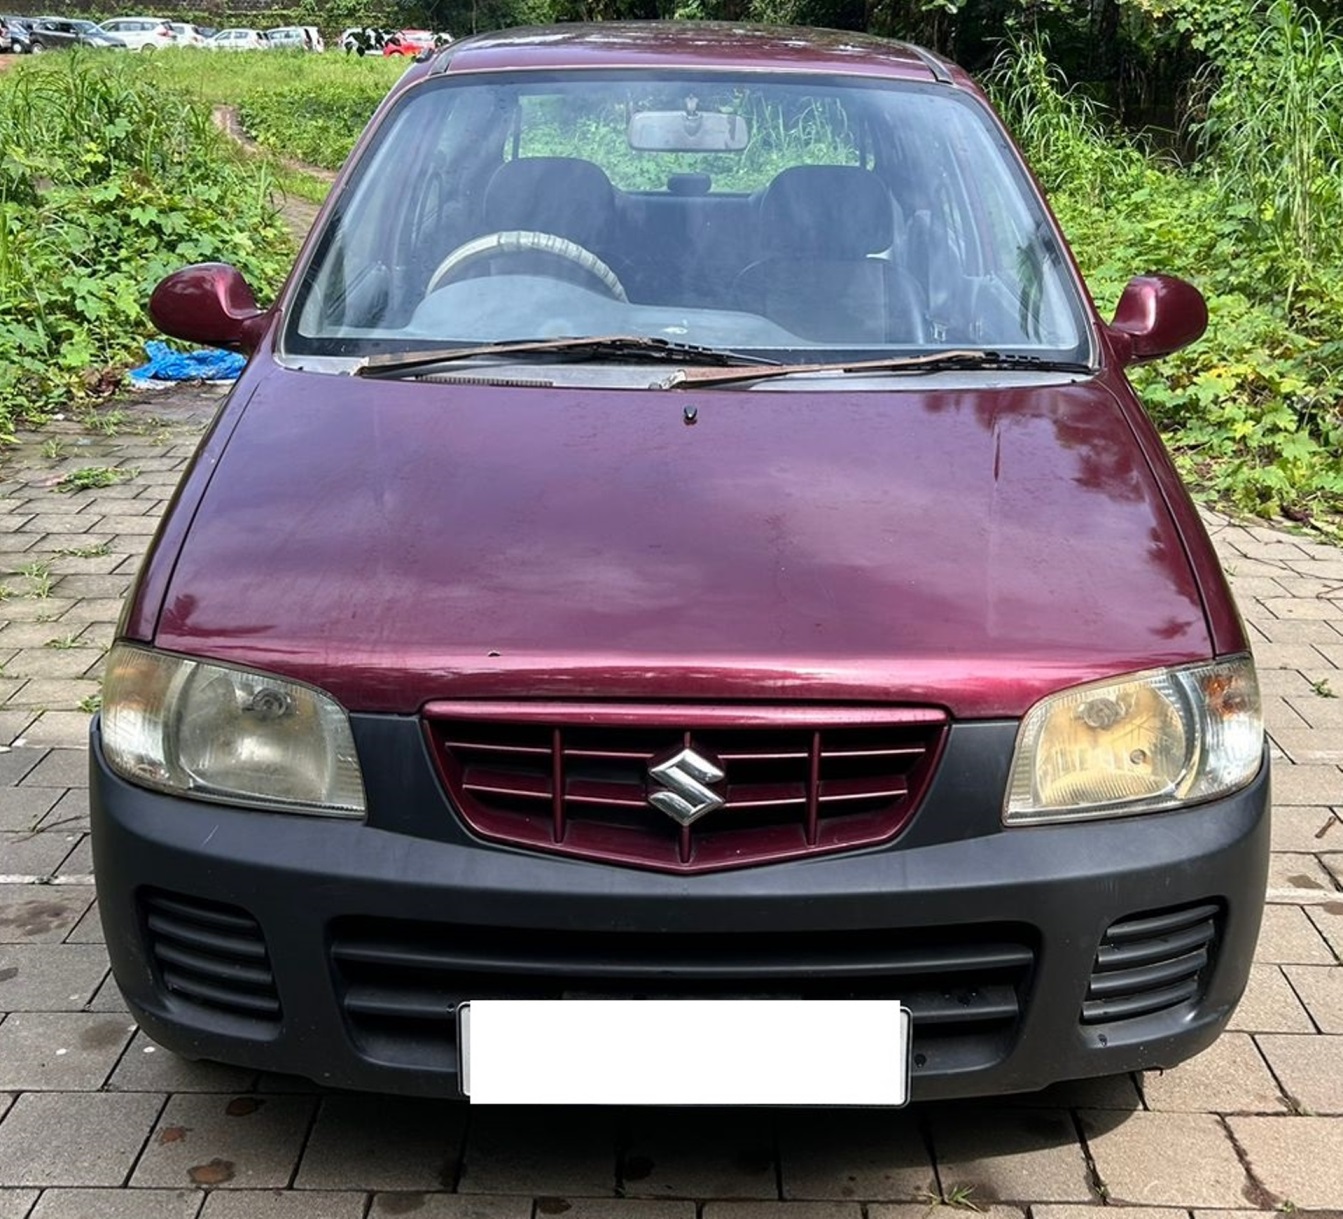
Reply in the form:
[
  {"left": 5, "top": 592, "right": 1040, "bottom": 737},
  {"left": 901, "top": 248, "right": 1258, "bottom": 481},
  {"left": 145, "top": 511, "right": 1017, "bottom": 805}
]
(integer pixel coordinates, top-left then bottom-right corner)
[{"left": 211, "top": 103, "right": 334, "bottom": 240}]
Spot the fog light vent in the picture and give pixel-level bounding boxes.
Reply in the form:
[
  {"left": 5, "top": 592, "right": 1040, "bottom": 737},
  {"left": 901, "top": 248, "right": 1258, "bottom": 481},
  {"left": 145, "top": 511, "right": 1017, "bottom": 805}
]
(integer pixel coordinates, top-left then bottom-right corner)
[
  {"left": 1081, "top": 901, "right": 1220, "bottom": 1025},
  {"left": 141, "top": 889, "right": 281, "bottom": 1023}
]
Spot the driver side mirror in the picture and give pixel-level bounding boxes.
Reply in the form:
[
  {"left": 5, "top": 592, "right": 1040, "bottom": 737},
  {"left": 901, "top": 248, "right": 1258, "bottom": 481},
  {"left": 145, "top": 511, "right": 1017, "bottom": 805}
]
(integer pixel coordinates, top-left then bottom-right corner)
[
  {"left": 1107, "top": 275, "right": 1207, "bottom": 367},
  {"left": 149, "top": 263, "right": 271, "bottom": 354}
]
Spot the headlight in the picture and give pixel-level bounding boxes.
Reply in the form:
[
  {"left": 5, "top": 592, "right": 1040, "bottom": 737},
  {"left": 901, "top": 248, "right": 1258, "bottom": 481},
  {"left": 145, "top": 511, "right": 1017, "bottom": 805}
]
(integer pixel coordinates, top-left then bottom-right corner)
[
  {"left": 101, "top": 643, "right": 365, "bottom": 816},
  {"left": 1004, "top": 656, "right": 1262, "bottom": 825}
]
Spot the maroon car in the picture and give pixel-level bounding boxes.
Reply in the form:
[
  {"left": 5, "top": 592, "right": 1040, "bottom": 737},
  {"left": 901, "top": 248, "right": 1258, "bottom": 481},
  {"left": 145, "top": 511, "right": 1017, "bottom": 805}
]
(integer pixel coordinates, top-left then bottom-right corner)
[{"left": 92, "top": 23, "right": 1268, "bottom": 1105}]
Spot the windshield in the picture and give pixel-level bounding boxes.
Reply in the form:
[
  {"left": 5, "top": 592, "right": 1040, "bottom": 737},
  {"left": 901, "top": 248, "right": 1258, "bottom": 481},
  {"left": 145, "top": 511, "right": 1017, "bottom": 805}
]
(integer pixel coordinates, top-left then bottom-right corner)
[{"left": 286, "top": 70, "right": 1090, "bottom": 365}]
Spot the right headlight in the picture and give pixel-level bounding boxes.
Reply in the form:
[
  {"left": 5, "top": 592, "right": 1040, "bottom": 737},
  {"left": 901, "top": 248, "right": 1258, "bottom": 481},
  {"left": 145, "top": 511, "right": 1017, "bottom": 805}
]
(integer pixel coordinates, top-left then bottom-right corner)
[{"left": 1004, "top": 655, "right": 1263, "bottom": 825}]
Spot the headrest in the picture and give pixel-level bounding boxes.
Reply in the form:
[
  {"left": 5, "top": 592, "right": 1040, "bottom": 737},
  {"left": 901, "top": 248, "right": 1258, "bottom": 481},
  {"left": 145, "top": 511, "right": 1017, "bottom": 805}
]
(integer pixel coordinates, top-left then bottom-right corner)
[
  {"left": 759, "top": 166, "right": 895, "bottom": 259},
  {"left": 483, "top": 157, "right": 615, "bottom": 249}
]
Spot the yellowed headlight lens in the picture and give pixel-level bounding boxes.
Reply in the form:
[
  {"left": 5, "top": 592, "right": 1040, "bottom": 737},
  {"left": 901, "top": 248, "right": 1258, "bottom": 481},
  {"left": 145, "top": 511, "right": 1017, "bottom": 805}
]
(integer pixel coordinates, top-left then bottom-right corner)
[
  {"left": 1005, "top": 657, "right": 1262, "bottom": 824},
  {"left": 101, "top": 643, "right": 366, "bottom": 816}
]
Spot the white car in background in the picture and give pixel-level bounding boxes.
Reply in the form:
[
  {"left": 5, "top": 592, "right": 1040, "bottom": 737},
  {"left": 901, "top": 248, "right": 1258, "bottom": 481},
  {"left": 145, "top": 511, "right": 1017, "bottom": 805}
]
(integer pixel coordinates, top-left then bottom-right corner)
[
  {"left": 207, "top": 27, "right": 268, "bottom": 50},
  {"left": 266, "top": 24, "right": 321, "bottom": 50},
  {"left": 168, "top": 21, "right": 207, "bottom": 46},
  {"left": 97, "top": 16, "right": 174, "bottom": 49}
]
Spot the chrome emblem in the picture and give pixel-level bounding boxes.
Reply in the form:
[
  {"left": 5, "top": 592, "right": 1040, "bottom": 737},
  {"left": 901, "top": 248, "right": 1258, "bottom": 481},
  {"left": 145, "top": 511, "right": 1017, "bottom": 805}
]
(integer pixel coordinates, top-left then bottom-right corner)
[{"left": 647, "top": 746, "right": 726, "bottom": 826}]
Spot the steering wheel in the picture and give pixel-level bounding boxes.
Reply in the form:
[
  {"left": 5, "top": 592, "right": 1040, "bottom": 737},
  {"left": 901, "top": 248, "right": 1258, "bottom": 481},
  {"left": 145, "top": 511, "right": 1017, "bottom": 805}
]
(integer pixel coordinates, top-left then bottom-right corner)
[{"left": 426, "top": 230, "right": 628, "bottom": 301}]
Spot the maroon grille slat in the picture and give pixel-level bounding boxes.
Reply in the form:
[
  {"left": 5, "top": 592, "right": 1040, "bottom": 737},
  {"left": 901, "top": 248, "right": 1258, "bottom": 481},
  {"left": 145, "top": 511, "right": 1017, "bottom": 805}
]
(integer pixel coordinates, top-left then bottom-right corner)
[{"left": 427, "top": 706, "right": 946, "bottom": 873}]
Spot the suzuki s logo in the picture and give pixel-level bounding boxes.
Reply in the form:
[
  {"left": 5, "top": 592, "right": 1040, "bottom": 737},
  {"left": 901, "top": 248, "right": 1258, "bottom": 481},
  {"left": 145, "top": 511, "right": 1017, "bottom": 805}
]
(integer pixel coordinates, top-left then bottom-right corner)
[{"left": 647, "top": 746, "right": 726, "bottom": 826}]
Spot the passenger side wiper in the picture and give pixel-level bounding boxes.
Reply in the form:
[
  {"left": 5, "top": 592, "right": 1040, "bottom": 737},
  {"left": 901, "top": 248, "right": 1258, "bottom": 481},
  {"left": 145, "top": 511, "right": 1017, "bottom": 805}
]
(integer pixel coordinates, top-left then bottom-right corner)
[
  {"left": 354, "top": 335, "right": 780, "bottom": 378},
  {"left": 662, "top": 349, "right": 1094, "bottom": 390}
]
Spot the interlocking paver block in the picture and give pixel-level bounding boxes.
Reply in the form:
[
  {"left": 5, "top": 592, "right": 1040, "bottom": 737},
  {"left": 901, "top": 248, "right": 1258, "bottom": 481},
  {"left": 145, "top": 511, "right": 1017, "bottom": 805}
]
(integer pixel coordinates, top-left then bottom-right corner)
[
  {"left": 4, "top": 651, "right": 96, "bottom": 681},
  {"left": 1281, "top": 964, "right": 1343, "bottom": 1032},
  {"left": 868, "top": 1206, "right": 1023, "bottom": 1219},
  {"left": 1225, "top": 1115, "right": 1343, "bottom": 1208},
  {"left": 0, "top": 945, "right": 106, "bottom": 1009},
  {"left": 295, "top": 1095, "right": 464, "bottom": 1191},
  {"left": 39, "top": 788, "right": 89, "bottom": 834},
  {"left": 21, "top": 714, "right": 94, "bottom": 750},
  {"left": 1255, "top": 1034, "right": 1343, "bottom": 1113},
  {"left": 1227, "top": 965, "right": 1314, "bottom": 1034},
  {"left": 779, "top": 1109, "right": 933, "bottom": 1201},
  {"left": 0, "top": 789, "right": 64, "bottom": 833},
  {"left": 131, "top": 1093, "right": 317, "bottom": 1190},
  {"left": 0, "top": 1011, "right": 132, "bottom": 1090},
  {"left": 1079, "top": 1111, "right": 1248, "bottom": 1207},
  {"left": 458, "top": 1105, "right": 615, "bottom": 1197},
  {"left": 17, "top": 751, "right": 86, "bottom": 789},
  {"left": 1141, "top": 1032, "right": 1285, "bottom": 1113},
  {"left": 370, "top": 1197, "right": 535, "bottom": 1219},
  {"left": 1005, "top": 1074, "right": 1141, "bottom": 1111},
  {"left": 198, "top": 1188, "right": 366, "bottom": 1218},
  {"left": 1305, "top": 901, "right": 1343, "bottom": 956},
  {"left": 0, "top": 1091, "right": 163, "bottom": 1186},
  {"left": 0, "top": 1190, "right": 38, "bottom": 1218},
  {"left": 0, "top": 888, "right": 91, "bottom": 942},
  {"left": 547, "top": 1201, "right": 695, "bottom": 1219},
  {"left": 928, "top": 1107, "right": 1092, "bottom": 1204},
  {"left": 619, "top": 1110, "right": 775, "bottom": 1200},
  {"left": 1270, "top": 806, "right": 1343, "bottom": 852},
  {"left": 1254, "top": 904, "right": 1335, "bottom": 963},
  {"left": 1032, "top": 1209, "right": 1186, "bottom": 1219},
  {"left": 28, "top": 1187, "right": 201, "bottom": 1218},
  {"left": 107, "top": 1033, "right": 256, "bottom": 1094},
  {"left": 1268, "top": 728, "right": 1343, "bottom": 763},
  {"left": 0, "top": 831, "right": 79, "bottom": 877},
  {"left": 703, "top": 1203, "right": 861, "bottom": 1219}
]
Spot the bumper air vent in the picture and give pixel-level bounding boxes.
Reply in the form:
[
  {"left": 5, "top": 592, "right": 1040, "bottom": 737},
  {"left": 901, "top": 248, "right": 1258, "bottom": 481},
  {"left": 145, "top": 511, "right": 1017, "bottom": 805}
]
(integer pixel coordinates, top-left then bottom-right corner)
[
  {"left": 140, "top": 889, "right": 281, "bottom": 1025},
  {"left": 1082, "top": 900, "right": 1221, "bottom": 1024}
]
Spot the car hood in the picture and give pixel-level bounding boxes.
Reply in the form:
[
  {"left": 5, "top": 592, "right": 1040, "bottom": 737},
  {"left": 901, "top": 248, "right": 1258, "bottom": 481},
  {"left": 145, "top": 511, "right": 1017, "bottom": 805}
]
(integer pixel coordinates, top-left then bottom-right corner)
[{"left": 154, "top": 370, "right": 1212, "bottom": 718}]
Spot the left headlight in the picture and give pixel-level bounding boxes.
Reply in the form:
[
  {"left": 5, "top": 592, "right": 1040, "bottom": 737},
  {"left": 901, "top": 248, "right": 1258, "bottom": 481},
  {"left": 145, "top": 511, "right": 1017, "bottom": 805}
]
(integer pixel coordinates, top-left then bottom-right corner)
[
  {"left": 1004, "top": 655, "right": 1263, "bottom": 825},
  {"left": 100, "top": 643, "right": 366, "bottom": 817}
]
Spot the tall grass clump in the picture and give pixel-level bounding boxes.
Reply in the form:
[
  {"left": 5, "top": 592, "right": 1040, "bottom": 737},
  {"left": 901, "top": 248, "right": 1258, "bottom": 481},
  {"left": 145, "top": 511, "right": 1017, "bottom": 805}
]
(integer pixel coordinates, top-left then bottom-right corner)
[
  {"left": 0, "top": 53, "right": 294, "bottom": 440},
  {"left": 1195, "top": 0, "right": 1343, "bottom": 306},
  {"left": 989, "top": 24, "right": 1343, "bottom": 521}
]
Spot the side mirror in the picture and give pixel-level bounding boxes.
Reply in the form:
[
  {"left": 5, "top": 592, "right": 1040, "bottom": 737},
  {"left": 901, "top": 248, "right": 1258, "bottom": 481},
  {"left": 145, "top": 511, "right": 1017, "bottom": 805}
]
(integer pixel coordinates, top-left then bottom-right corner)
[
  {"left": 149, "top": 263, "right": 271, "bottom": 354},
  {"left": 1107, "top": 275, "right": 1207, "bottom": 366}
]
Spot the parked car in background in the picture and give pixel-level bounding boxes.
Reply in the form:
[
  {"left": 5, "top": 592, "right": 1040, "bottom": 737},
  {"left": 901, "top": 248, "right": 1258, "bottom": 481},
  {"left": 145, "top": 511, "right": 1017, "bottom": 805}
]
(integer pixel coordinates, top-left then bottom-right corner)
[
  {"left": 97, "top": 16, "right": 174, "bottom": 49},
  {"left": 168, "top": 21, "right": 208, "bottom": 46},
  {"left": 103, "top": 22, "right": 1269, "bottom": 1108},
  {"left": 27, "top": 17, "right": 127, "bottom": 49},
  {"left": 381, "top": 27, "right": 434, "bottom": 55},
  {"left": 1, "top": 15, "right": 33, "bottom": 52},
  {"left": 206, "top": 27, "right": 268, "bottom": 50},
  {"left": 265, "top": 24, "right": 317, "bottom": 50},
  {"left": 0, "top": 16, "right": 11, "bottom": 51}
]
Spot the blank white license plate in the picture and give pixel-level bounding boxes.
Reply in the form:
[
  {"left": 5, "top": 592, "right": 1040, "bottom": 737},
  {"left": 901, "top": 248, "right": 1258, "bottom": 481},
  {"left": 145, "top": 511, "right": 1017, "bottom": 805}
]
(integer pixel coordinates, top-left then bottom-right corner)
[{"left": 458, "top": 999, "right": 910, "bottom": 1106}]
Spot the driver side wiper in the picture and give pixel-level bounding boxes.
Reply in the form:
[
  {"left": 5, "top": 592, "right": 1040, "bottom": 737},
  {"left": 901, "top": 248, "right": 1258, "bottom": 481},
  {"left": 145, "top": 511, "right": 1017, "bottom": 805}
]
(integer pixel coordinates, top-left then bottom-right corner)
[
  {"left": 354, "top": 335, "right": 780, "bottom": 379},
  {"left": 662, "top": 349, "right": 1094, "bottom": 389}
]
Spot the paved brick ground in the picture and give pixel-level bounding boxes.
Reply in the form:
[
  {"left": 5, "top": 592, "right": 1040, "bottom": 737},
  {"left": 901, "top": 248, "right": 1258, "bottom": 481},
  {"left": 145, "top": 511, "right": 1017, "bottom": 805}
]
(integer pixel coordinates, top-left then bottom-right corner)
[{"left": 0, "top": 389, "right": 1340, "bottom": 1218}]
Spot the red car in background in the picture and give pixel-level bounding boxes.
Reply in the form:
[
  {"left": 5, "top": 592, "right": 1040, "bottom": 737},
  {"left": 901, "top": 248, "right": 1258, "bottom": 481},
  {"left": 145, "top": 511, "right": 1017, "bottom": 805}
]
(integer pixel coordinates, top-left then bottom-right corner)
[{"left": 381, "top": 28, "right": 434, "bottom": 55}]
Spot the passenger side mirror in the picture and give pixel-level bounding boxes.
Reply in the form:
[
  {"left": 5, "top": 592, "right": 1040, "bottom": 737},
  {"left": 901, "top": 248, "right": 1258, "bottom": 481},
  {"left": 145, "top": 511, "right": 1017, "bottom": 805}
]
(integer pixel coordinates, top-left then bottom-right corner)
[
  {"left": 149, "top": 263, "right": 271, "bottom": 354},
  {"left": 1107, "top": 275, "right": 1207, "bottom": 366}
]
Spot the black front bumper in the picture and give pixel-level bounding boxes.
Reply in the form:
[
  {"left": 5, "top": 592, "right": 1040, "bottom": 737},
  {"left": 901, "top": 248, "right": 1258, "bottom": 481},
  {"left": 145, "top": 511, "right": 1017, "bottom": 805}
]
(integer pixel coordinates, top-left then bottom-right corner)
[{"left": 90, "top": 717, "right": 1270, "bottom": 1101}]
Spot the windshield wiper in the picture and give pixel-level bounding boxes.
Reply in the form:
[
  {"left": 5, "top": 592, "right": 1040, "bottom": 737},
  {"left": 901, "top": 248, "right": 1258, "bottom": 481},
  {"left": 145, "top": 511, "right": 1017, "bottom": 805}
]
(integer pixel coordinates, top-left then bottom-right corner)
[
  {"left": 662, "top": 349, "right": 1094, "bottom": 390},
  {"left": 354, "top": 335, "right": 779, "bottom": 378}
]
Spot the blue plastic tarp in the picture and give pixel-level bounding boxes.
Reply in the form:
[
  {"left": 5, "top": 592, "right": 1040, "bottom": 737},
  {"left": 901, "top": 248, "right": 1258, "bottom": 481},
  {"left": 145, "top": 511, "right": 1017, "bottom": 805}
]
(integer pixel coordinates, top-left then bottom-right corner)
[{"left": 130, "top": 341, "right": 246, "bottom": 384}]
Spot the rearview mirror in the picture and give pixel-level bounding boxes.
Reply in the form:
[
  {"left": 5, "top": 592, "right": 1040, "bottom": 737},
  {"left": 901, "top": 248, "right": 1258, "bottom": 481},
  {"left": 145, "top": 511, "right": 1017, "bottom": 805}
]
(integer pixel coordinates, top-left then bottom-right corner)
[
  {"left": 1107, "top": 275, "right": 1207, "bottom": 366},
  {"left": 628, "top": 108, "right": 749, "bottom": 152},
  {"left": 149, "top": 263, "right": 271, "bottom": 354}
]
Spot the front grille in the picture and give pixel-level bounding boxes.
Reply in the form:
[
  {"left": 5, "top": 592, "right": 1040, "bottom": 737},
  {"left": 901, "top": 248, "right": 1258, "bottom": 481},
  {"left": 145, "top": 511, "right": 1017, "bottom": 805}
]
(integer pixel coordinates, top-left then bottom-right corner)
[
  {"left": 140, "top": 889, "right": 281, "bottom": 1024},
  {"left": 1082, "top": 901, "right": 1221, "bottom": 1024},
  {"left": 331, "top": 916, "right": 1035, "bottom": 1078},
  {"left": 425, "top": 703, "right": 946, "bottom": 872}
]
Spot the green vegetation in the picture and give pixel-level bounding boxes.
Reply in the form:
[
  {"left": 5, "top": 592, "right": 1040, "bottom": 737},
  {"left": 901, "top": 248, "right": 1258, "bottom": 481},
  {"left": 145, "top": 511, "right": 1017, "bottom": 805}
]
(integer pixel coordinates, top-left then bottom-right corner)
[
  {"left": 0, "top": 52, "right": 294, "bottom": 442},
  {"left": 986, "top": 3, "right": 1343, "bottom": 522},
  {"left": 57, "top": 465, "right": 132, "bottom": 491},
  {"left": 3, "top": 0, "right": 1343, "bottom": 524}
]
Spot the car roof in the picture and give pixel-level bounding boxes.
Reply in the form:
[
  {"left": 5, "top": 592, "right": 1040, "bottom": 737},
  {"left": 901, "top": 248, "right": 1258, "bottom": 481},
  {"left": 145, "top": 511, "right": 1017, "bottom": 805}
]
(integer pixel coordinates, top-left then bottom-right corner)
[{"left": 411, "top": 22, "right": 967, "bottom": 88}]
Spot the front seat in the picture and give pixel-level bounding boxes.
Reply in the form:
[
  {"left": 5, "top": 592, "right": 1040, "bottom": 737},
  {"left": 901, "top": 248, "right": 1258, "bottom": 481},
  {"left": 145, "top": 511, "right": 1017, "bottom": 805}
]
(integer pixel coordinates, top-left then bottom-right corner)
[{"left": 733, "top": 165, "right": 924, "bottom": 344}]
